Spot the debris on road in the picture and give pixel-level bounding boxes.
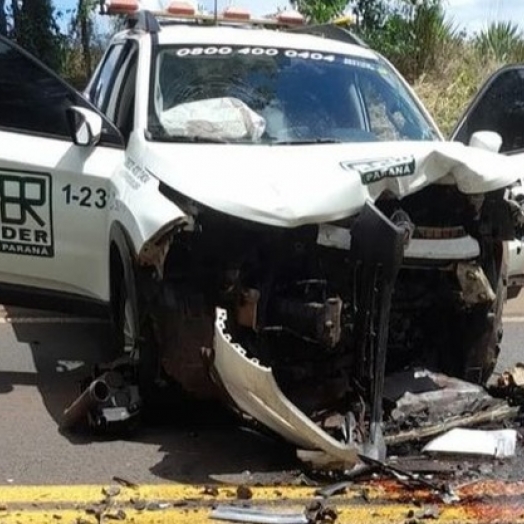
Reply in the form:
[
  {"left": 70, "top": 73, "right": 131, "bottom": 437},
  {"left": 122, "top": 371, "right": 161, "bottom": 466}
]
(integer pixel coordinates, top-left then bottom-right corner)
[
  {"left": 490, "top": 362, "right": 524, "bottom": 405},
  {"left": 384, "top": 369, "right": 519, "bottom": 445},
  {"left": 102, "top": 485, "right": 121, "bottom": 498},
  {"left": 314, "top": 481, "right": 353, "bottom": 498},
  {"left": 498, "top": 363, "right": 524, "bottom": 388},
  {"left": 61, "top": 373, "right": 112, "bottom": 430},
  {"left": 422, "top": 428, "right": 517, "bottom": 458},
  {"left": 61, "top": 361, "right": 141, "bottom": 433},
  {"left": 236, "top": 484, "right": 254, "bottom": 500},
  {"left": 306, "top": 501, "right": 338, "bottom": 522},
  {"left": 357, "top": 454, "right": 459, "bottom": 504},
  {"left": 112, "top": 476, "right": 138, "bottom": 489},
  {"left": 210, "top": 505, "right": 309, "bottom": 524}
]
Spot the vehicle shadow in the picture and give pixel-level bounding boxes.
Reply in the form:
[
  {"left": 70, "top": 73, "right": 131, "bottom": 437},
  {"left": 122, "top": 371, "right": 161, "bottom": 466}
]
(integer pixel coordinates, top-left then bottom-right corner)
[{"left": 1, "top": 306, "right": 297, "bottom": 484}]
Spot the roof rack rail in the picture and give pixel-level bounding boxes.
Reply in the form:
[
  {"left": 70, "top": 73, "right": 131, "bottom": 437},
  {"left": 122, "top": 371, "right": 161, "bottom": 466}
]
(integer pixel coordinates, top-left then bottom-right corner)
[{"left": 288, "top": 22, "right": 368, "bottom": 48}]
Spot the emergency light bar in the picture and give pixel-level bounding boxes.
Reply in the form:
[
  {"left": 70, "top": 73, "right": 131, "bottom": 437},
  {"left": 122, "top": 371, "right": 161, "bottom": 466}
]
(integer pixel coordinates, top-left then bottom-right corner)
[{"left": 100, "top": 0, "right": 306, "bottom": 27}]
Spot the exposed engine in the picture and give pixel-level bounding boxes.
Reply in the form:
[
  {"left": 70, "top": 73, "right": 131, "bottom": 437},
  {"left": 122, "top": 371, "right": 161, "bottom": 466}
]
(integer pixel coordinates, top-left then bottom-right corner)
[{"left": 145, "top": 184, "right": 514, "bottom": 454}]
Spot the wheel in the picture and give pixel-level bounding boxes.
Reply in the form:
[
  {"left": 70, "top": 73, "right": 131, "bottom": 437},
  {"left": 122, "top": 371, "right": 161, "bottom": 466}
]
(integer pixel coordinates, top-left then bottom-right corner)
[
  {"left": 460, "top": 246, "right": 506, "bottom": 385},
  {"left": 110, "top": 258, "right": 162, "bottom": 406}
]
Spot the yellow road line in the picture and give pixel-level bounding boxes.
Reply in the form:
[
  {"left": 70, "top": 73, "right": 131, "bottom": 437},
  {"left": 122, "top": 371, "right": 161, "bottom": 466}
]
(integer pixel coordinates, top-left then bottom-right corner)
[
  {"left": 1, "top": 504, "right": 524, "bottom": 524},
  {"left": 0, "top": 484, "right": 359, "bottom": 504},
  {"left": 1, "top": 480, "right": 524, "bottom": 504},
  {"left": 1, "top": 481, "right": 524, "bottom": 523}
]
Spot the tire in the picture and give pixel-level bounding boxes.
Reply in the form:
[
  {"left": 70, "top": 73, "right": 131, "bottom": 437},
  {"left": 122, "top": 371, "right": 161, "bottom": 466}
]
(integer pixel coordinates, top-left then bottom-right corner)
[
  {"left": 111, "top": 259, "right": 162, "bottom": 406},
  {"left": 460, "top": 256, "right": 505, "bottom": 385}
]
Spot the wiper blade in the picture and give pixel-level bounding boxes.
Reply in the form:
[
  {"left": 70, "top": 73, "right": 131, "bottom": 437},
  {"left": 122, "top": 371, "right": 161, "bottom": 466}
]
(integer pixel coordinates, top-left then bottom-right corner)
[
  {"left": 153, "top": 134, "right": 229, "bottom": 144},
  {"left": 273, "top": 138, "right": 342, "bottom": 145}
]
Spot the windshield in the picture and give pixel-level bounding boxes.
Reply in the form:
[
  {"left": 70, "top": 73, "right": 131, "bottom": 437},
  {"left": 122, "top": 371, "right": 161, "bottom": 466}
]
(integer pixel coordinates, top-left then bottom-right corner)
[{"left": 148, "top": 45, "right": 439, "bottom": 144}]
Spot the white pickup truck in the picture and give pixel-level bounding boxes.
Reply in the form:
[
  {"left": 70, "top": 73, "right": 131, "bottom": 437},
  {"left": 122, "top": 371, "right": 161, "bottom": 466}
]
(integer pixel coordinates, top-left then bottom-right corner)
[{"left": 0, "top": 0, "right": 523, "bottom": 465}]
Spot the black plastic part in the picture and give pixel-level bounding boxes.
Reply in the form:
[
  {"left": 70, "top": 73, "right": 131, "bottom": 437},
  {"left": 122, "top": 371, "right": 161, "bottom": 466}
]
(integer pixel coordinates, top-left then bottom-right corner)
[
  {"left": 350, "top": 202, "right": 405, "bottom": 445},
  {"left": 126, "top": 10, "right": 161, "bottom": 33},
  {"left": 288, "top": 23, "right": 368, "bottom": 48}
]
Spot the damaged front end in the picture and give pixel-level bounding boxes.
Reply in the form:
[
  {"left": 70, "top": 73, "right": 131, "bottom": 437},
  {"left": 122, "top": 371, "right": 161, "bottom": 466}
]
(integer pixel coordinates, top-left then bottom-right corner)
[{"left": 132, "top": 179, "right": 520, "bottom": 467}]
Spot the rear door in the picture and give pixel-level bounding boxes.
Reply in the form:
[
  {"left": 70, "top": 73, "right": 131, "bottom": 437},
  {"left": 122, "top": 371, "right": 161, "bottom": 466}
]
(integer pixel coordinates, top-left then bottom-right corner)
[{"left": 0, "top": 35, "right": 125, "bottom": 304}]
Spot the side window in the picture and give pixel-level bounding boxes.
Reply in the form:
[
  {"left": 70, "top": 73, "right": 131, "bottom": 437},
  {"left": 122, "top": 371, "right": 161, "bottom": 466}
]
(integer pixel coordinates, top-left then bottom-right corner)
[
  {"left": 105, "top": 43, "right": 138, "bottom": 139},
  {"left": 90, "top": 43, "right": 125, "bottom": 112},
  {"left": 114, "top": 55, "right": 138, "bottom": 141},
  {"left": 454, "top": 67, "right": 524, "bottom": 153},
  {"left": 0, "top": 36, "right": 123, "bottom": 146}
]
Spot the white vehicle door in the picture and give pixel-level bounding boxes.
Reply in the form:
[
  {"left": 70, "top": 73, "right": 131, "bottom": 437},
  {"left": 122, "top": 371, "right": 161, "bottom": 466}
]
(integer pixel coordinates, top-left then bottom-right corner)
[
  {"left": 0, "top": 35, "right": 125, "bottom": 304},
  {"left": 451, "top": 65, "right": 524, "bottom": 297}
]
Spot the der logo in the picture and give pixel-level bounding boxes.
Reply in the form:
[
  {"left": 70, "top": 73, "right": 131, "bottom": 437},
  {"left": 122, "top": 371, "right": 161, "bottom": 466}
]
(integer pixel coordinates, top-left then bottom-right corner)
[{"left": 0, "top": 172, "right": 54, "bottom": 257}]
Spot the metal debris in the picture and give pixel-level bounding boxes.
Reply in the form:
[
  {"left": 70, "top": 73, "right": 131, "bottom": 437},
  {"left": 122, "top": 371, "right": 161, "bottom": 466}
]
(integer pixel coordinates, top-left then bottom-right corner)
[
  {"left": 210, "top": 505, "right": 309, "bottom": 524},
  {"left": 314, "top": 481, "right": 351, "bottom": 498},
  {"left": 385, "top": 402, "right": 519, "bottom": 445},
  {"left": 61, "top": 364, "right": 141, "bottom": 433},
  {"left": 61, "top": 374, "right": 112, "bottom": 430},
  {"left": 357, "top": 455, "right": 459, "bottom": 504},
  {"left": 384, "top": 370, "right": 518, "bottom": 445}
]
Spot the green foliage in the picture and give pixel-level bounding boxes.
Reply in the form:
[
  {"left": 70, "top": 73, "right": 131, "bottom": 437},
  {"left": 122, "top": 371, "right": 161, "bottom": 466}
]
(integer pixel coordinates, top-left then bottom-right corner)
[
  {"left": 16, "top": 0, "right": 63, "bottom": 71},
  {"left": 358, "top": 0, "right": 459, "bottom": 82},
  {"left": 351, "top": 0, "right": 388, "bottom": 32},
  {"left": 474, "top": 21, "right": 524, "bottom": 63},
  {"left": 293, "top": 0, "right": 349, "bottom": 23}
]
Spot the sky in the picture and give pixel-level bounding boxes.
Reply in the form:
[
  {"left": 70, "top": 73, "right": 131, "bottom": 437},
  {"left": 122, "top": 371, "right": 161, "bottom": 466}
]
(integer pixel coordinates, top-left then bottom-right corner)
[{"left": 53, "top": 0, "right": 524, "bottom": 35}]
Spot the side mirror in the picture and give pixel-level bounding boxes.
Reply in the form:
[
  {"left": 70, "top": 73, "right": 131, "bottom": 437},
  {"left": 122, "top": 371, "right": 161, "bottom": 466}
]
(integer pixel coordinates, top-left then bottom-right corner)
[
  {"left": 469, "top": 130, "right": 503, "bottom": 153},
  {"left": 66, "top": 107, "right": 102, "bottom": 147}
]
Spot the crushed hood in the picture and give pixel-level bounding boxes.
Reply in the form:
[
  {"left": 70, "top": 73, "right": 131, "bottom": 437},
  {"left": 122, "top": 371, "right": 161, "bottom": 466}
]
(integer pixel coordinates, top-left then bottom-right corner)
[{"left": 144, "top": 140, "right": 523, "bottom": 227}]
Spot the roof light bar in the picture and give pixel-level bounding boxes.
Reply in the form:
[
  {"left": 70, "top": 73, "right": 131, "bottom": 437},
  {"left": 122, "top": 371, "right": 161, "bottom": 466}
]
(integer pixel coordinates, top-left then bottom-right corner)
[
  {"left": 276, "top": 9, "right": 305, "bottom": 26},
  {"left": 100, "top": 0, "right": 307, "bottom": 28},
  {"left": 167, "top": 1, "right": 196, "bottom": 16},
  {"left": 103, "top": 0, "right": 140, "bottom": 15},
  {"left": 222, "top": 6, "right": 251, "bottom": 21}
]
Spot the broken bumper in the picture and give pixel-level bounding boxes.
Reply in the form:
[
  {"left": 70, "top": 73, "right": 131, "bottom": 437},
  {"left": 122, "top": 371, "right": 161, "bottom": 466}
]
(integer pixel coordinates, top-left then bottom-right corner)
[{"left": 212, "top": 308, "right": 359, "bottom": 466}]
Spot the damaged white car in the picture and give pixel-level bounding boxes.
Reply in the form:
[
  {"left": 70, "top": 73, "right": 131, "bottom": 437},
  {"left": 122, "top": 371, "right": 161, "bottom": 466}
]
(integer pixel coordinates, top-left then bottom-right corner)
[{"left": 0, "top": 0, "right": 523, "bottom": 466}]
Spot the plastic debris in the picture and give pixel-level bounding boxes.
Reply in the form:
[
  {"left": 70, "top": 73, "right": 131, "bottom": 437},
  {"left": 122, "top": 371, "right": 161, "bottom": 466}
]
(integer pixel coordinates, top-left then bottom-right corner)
[{"left": 423, "top": 428, "right": 517, "bottom": 458}]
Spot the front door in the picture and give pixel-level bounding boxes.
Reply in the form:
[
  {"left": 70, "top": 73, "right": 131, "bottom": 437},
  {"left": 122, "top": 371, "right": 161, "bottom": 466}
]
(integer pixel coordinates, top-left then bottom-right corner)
[{"left": 0, "top": 35, "right": 125, "bottom": 303}]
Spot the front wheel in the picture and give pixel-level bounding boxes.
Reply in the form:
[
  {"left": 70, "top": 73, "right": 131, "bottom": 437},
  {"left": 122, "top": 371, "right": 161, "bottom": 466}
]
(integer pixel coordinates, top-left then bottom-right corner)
[{"left": 111, "top": 262, "right": 162, "bottom": 405}]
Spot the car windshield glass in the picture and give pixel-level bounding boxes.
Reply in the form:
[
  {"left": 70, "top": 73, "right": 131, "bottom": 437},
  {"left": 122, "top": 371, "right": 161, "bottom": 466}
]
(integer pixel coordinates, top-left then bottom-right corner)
[{"left": 148, "top": 45, "right": 439, "bottom": 144}]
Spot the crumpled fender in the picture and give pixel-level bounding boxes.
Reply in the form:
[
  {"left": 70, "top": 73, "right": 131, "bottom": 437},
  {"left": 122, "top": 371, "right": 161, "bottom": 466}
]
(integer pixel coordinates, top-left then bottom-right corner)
[
  {"left": 212, "top": 308, "right": 359, "bottom": 467},
  {"left": 109, "top": 156, "right": 188, "bottom": 265}
]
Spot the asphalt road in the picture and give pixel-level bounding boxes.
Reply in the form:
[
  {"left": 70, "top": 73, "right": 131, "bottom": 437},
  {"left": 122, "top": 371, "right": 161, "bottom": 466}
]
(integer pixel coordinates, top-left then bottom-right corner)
[{"left": 0, "top": 295, "right": 523, "bottom": 487}]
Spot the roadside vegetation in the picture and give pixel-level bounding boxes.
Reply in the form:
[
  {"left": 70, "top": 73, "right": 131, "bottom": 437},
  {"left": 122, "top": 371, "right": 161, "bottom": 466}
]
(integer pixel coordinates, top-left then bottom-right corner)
[{"left": 1, "top": 0, "right": 524, "bottom": 135}]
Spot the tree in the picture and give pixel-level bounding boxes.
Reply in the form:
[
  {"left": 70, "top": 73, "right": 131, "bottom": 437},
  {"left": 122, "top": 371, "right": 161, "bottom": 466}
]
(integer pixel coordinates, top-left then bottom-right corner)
[
  {"left": 293, "top": 0, "right": 348, "bottom": 23},
  {"left": 75, "top": 0, "right": 98, "bottom": 77},
  {"left": 14, "top": 0, "right": 62, "bottom": 70},
  {"left": 0, "top": 0, "right": 6, "bottom": 36},
  {"left": 351, "top": 0, "right": 387, "bottom": 33}
]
